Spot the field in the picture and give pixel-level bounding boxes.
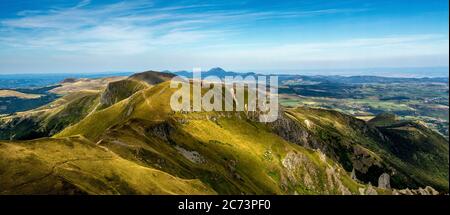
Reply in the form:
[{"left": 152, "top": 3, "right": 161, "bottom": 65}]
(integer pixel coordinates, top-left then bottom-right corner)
[{"left": 279, "top": 78, "right": 449, "bottom": 138}]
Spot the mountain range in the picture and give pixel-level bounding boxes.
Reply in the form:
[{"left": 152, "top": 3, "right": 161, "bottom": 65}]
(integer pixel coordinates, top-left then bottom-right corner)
[{"left": 0, "top": 70, "right": 448, "bottom": 195}]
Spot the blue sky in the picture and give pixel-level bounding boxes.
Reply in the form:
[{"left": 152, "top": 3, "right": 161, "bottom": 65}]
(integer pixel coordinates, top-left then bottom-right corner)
[{"left": 0, "top": 0, "right": 448, "bottom": 74}]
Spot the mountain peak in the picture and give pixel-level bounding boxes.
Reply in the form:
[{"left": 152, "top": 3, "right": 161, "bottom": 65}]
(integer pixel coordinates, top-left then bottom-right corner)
[
  {"left": 129, "top": 70, "right": 175, "bottom": 85},
  {"left": 368, "top": 112, "right": 399, "bottom": 127},
  {"left": 208, "top": 67, "right": 226, "bottom": 73}
]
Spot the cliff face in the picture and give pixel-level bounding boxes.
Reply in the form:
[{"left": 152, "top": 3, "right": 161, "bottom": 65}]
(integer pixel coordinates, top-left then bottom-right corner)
[
  {"left": 268, "top": 108, "right": 448, "bottom": 191},
  {"left": 99, "top": 79, "right": 148, "bottom": 109}
]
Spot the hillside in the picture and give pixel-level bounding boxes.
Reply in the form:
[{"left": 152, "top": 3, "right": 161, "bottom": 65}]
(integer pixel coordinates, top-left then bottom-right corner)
[
  {"left": 0, "top": 72, "right": 171, "bottom": 140},
  {"left": 0, "top": 91, "right": 100, "bottom": 140},
  {"left": 272, "top": 108, "right": 449, "bottom": 191},
  {"left": 0, "top": 71, "right": 448, "bottom": 194},
  {"left": 0, "top": 90, "right": 42, "bottom": 99},
  {"left": 0, "top": 137, "right": 214, "bottom": 194}
]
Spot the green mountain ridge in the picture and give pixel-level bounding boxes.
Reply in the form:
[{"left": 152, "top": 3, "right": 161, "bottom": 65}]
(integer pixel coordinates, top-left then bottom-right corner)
[{"left": 0, "top": 71, "right": 448, "bottom": 194}]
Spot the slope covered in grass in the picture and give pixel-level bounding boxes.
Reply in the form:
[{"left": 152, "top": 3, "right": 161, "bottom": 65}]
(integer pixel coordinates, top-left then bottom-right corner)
[
  {"left": 0, "top": 137, "right": 214, "bottom": 194},
  {"left": 0, "top": 91, "right": 100, "bottom": 140},
  {"left": 55, "top": 82, "right": 174, "bottom": 140},
  {"left": 39, "top": 79, "right": 368, "bottom": 194},
  {"left": 91, "top": 116, "right": 365, "bottom": 194},
  {"left": 375, "top": 120, "right": 449, "bottom": 191},
  {"left": 277, "top": 107, "right": 449, "bottom": 191}
]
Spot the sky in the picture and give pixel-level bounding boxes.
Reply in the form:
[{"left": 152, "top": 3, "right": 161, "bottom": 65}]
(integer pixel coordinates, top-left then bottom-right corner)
[{"left": 0, "top": 0, "right": 448, "bottom": 74}]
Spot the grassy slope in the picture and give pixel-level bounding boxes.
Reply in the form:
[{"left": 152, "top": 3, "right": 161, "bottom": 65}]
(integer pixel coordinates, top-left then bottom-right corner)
[
  {"left": 0, "top": 137, "right": 214, "bottom": 194},
  {"left": 376, "top": 121, "right": 449, "bottom": 191},
  {"left": 285, "top": 107, "right": 449, "bottom": 191},
  {"left": 55, "top": 82, "right": 173, "bottom": 140},
  {"left": 0, "top": 73, "right": 158, "bottom": 140},
  {"left": 0, "top": 91, "right": 100, "bottom": 140},
  {"left": 0, "top": 90, "right": 42, "bottom": 99},
  {"left": 2, "top": 87, "right": 365, "bottom": 194},
  {"left": 98, "top": 79, "right": 150, "bottom": 109},
  {"left": 53, "top": 81, "right": 369, "bottom": 194},
  {"left": 92, "top": 116, "right": 365, "bottom": 194}
]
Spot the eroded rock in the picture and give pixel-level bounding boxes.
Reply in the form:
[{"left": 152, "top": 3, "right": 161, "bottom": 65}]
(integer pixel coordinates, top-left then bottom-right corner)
[{"left": 378, "top": 173, "right": 391, "bottom": 189}]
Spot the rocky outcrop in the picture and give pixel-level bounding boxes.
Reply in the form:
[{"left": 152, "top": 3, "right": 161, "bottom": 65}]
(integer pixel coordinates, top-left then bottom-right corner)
[
  {"left": 378, "top": 173, "right": 391, "bottom": 189},
  {"left": 268, "top": 110, "right": 321, "bottom": 150},
  {"left": 100, "top": 79, "right": 147, "bottom": 108},
  {"left": 359, "top": 184, "right": 378, "bottom": 195},
  {"left": 146, "top": 122, "right": 173, "bottom": 142},
  {"left": 392, "top": 186, "right": 439, "bottom": 195},
  {"left": 174, "top": 145, "right": 206, "bottom": 164},
  {"left": 351, "top": 168, "right": 357, "bottom": 181},
  {"left": 281, "top": 151, "right": 351, "bottom": 194}
]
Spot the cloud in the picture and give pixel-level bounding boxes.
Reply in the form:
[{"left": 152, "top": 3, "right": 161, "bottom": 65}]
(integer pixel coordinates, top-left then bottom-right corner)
[
  {"left": 189, "top": 34, "right": 449, "bottom": 69},
  {"left": 0, "top": 0, "right": 370, "bottom": 55},
  {"left": 75, "top": 0, "right": 91, "bottom": 8},
  {"left": 0, "top": 0, "right": 447, "bottom": 73}
]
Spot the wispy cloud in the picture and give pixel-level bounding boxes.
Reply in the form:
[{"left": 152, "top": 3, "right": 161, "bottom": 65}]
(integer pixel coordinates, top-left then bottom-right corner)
[
  {"left": 190, "top": 34, "right": 449, "bottom": 69},
  {"left": 0, "top": 0, "right": 369, "bottom": 55}
]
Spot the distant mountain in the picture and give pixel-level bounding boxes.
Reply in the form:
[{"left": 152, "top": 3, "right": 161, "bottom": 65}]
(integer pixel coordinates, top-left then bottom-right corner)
[
  {"left": 173, "top": 67, "right": 256, "bottom": 78},
  {"left": 278, "top": 75, "right": 449, "bottom": 84},
  {"left": 129, "top": 70, "right": 176, "bottom": 85},
  {"left": 172, "top": 68, "right": 449, "bottom": 84}
]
